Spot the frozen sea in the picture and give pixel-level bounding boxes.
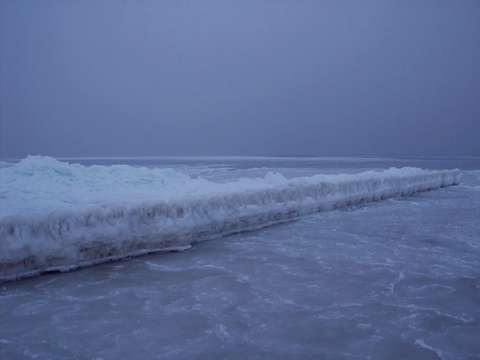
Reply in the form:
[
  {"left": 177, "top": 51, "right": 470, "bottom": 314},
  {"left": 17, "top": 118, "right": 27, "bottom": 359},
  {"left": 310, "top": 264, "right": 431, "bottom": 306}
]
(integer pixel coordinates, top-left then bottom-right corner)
[{"left": 1, "top": 156, "right": 479, "bottom": 359}]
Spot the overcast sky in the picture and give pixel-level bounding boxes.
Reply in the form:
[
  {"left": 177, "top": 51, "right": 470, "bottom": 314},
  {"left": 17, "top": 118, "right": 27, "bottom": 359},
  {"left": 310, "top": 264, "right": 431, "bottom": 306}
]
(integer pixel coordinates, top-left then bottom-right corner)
[{"left": 1, "top": 0, "right": 479, "bottom": 158}]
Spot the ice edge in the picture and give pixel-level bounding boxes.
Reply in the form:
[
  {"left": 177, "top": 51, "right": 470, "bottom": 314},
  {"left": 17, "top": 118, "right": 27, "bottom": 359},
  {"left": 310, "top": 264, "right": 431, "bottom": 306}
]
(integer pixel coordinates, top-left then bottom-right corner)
[{"left": 0, "top": 168, "right": 461, "bottom": 282}]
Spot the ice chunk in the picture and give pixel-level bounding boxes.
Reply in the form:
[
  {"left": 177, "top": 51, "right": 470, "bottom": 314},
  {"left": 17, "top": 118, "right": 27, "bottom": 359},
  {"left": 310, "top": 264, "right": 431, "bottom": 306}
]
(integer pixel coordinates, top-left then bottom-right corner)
[{"left": 0, "top": 157, "right": 461, "bottom": 282}]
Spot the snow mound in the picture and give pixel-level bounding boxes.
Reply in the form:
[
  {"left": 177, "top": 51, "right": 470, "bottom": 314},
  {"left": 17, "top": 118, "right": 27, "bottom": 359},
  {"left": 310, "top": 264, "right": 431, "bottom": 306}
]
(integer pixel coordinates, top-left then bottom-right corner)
[{"left": 0, "top": 157, "right": 461, "bottom": 282}]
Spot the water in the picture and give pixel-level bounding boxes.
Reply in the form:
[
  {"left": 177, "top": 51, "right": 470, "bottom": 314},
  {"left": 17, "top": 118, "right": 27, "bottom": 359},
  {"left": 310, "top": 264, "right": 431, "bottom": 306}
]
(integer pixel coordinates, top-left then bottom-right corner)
[{"left": 1, "top": 156, "right": 479, "bottom": 359}]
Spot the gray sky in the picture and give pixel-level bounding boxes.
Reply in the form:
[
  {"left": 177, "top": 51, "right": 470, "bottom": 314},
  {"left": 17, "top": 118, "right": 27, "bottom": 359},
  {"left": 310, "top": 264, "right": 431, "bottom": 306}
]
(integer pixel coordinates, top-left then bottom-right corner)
[{"left": 1, "top": 0, "right": 479, "bottom": 158}]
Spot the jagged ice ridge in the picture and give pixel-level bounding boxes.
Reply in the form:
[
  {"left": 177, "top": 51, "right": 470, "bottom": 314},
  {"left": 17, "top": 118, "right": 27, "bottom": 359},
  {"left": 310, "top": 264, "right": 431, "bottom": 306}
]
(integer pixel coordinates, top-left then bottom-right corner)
[{"left": 0, "top": 159, "right": 461, "bottom": 282}]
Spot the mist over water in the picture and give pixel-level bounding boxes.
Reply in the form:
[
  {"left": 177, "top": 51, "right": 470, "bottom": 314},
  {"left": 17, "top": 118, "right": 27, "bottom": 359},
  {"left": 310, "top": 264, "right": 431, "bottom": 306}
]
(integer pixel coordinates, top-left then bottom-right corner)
[
  {"left": 1, "top": 1, "right": 479, "bottom": 158},
  {"left": 1, "top": 156, "right": 479, "bottom": 359}
]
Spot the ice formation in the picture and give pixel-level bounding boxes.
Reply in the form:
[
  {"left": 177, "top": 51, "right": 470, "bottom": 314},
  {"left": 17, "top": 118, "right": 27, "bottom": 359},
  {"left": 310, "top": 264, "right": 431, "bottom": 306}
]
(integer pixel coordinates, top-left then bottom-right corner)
[{"left": 0, "top": 156, "right": 461, "bottom": 281}]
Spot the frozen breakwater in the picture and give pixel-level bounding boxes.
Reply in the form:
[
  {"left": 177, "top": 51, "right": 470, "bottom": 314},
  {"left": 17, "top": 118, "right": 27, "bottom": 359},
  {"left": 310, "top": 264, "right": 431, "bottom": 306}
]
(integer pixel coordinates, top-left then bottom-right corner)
[{"left": 0, "top": 164, "right": 461, "bottom": 282}]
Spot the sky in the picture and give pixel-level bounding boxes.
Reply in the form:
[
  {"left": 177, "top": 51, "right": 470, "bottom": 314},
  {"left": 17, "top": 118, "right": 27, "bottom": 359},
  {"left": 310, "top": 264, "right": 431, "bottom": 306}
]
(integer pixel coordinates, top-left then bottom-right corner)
[{"left": 1, "top": 0, "right": 479, "bottom": 158}]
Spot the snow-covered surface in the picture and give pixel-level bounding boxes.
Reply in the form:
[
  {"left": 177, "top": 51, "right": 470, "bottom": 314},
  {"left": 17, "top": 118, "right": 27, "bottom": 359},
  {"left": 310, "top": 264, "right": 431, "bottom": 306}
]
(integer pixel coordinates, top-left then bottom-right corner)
[
  {"left": 0, "top": 156, "right": 460, "bottom": 281},
  {"left": 1, "top": 156, "right": 479, "bottom": 359}
]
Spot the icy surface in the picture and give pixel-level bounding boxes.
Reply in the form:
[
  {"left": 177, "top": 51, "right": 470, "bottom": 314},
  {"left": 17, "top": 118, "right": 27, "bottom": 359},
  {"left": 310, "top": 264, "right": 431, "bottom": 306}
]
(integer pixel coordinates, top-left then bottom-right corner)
[
  {"left": 0, "top": 156, "right": 460, "bottom": 281},
  {"left": 0, "top": 156, "right": 479, "bottom": 359}
]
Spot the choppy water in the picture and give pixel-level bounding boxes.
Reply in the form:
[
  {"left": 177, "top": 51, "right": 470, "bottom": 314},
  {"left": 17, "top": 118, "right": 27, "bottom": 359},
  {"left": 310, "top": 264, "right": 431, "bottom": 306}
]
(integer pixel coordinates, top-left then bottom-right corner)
[{"left": 1, "top": 156, "right": 479, "bottom": 359}]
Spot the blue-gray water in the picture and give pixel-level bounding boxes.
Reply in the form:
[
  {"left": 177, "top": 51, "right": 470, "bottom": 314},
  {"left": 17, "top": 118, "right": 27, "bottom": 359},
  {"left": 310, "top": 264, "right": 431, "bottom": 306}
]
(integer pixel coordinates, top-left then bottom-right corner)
[{"left": 1, "top": 156, "right": 479, "bottom": 359}]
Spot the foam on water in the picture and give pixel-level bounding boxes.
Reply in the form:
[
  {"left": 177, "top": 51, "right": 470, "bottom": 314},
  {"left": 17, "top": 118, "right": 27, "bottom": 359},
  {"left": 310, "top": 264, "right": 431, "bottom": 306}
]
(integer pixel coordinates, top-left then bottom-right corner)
[{"left": 0, "top": 156, "right": 461, "bottom": 282}]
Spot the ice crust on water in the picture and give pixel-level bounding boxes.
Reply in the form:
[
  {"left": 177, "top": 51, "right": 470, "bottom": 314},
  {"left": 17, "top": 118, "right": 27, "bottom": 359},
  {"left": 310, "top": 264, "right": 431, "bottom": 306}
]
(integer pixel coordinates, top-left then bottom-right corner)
[{"left": 0, "top": 156, "right": 461, "bottom": 281}]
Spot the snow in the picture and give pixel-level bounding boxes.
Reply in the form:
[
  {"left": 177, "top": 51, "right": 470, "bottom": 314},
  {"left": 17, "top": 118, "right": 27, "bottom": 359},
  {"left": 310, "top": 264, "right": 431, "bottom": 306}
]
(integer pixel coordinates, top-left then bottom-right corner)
[
  {"left": 1, "top": 156, "right": 479, "bottom": 359},
  {"left": 0, "top": 156, "right": 461, "bottom": 282}
]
